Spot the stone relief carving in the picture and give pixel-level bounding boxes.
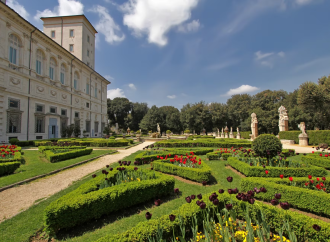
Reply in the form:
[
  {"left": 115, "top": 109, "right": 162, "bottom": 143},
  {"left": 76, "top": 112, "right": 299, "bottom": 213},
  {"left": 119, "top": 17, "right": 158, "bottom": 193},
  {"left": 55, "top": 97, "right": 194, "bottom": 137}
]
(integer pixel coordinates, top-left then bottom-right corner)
[
  {"left": 62, "top": 94, "right": 67, "bottom": 99},
  {"left": 36, "top": 86, "right": 44, "bottom": 92},
  {"left": 46, "top": 48, "right": 51, "bottom": 52},
  {"left": 10, "top": 77, "right": 20, "bottom": 85},
  {"left": 50, "top": 90, "right": 57, "bottom": 96},
  {"left": 75, "top": 98, "right": 79, "bottom": 103},
  {"left": 6, "top": 22, "right": 11, "bottom": 28}
]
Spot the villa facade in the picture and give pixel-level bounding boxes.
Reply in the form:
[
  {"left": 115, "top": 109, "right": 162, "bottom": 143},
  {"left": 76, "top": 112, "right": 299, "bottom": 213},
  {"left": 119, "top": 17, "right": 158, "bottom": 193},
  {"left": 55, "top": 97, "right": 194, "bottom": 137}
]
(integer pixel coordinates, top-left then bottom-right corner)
[{"left": 0, "top": 0, "right": 110, "bottom": 142}]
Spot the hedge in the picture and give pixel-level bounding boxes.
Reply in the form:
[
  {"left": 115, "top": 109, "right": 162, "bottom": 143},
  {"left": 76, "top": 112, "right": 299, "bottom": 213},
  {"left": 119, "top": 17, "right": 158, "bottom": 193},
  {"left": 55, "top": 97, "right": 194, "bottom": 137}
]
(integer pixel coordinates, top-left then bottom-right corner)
[
  {"left": 134, "top": 148, "right": 214, "bottom": 164},
  {"left": 0, "top": 162, "right": 21, "bottom": 176},
  {"left": 0, "top": 152, "right": 22, "bottom": 164},
  {"left": 227, "top": 157, "right": 327, "bottom": 177},
  {"left": 44, "top": 168, "right": 175, "bottom": 233},
  {"left": 206, "top": 151, "right": 232, "bottom": 160},
  {"left": 301, "top": 155, "right": 330, "bottom": 169},
  {"left": 154, "top": 139, "right": 252, "bottom": 148},
  {"left": 34, "top": 139, "right": 129, "bottom": 147},
  {"left": 44, "top": 148, "right": 93, "bottom": 163},
  {"left": 38, "top": 146, "right": 87, "bottom": 153},
  {"left": 96, "top": 191, "right": 330, "bottom": 242},
  {"left": 233, "top": 131, "right": 251, "bottom": 139},
  {"left": 279, "top": 130, "right": 330, "bottom": 145},
  {"left": 189, "top": 135, "right": 215, "bottom": 139},
  {"left": 241, "top": 177, "right": 330, "bottom": 218}
]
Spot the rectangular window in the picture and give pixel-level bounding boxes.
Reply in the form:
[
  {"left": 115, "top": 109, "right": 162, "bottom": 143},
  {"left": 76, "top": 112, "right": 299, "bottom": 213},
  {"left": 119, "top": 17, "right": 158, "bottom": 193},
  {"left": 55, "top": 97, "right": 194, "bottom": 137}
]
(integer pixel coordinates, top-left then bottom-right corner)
[
  {"left": 86, "top": 83, "right": 90, "bottom": 95},
  {"left": 87, "top": 50, "right": 89, "bottom": 57},
  {"left": 51, "top": 31, "right": 55, "bottom": 38},
  {"left": 9, "top": 47, "right": 17, "bottom": 65},
  {"left": 87, "top": 35, "right": 90, "bottom": 43},
  {"left": 74, "top": 79, "right": 77, "bottom": 90},
  {"left": 61, "top": 109, "right": 67, "bottom": 116},
  {"left": 75, "top": 112, "right": 79, "bottom": 118},
  {"left": 49, "top": 67, "right": 54, "bottom": 80},
  {"left": 36, "top": 136, "right": 43, "bottom": 139},
  {"left": 36, "top": 60, "right": 41, "bottom": 75},
  {"left": 50, "top": 107, "right": 56, "bottom": 114},
  {"left": 70, "top": 29, "right": 74, "bottom": 37},
  {"left": 69, "top": 44, "right": 74, "bottom": 52},
  {"left": 94, "top": 122, "right": 99, "bottom": 133},
  {"left": 9, "top": 99, "right": 20, "bottom": 109},
  {"left": 101, "top": 122, "right": 105, "bottom": 133},
  {"left": 60, "top": 72, "right": 65, "bottom": 84},
  {"left": 36, "top": 104, "right": 44, "bottom": 113},
  {"left": 35, "top": 116, "right": 45, "bottom": 133},
  {"left": 7, "top": 113, "right": 21, "bottom": 133},
  {"left": 86, "top": 121, "right": 90, "bottom": 132},
  {"left": 95, "top": 88, "right": 97, "bottom": 98},
  {"left": 86, "top": 102, "right": 89, "bottom": 108}
]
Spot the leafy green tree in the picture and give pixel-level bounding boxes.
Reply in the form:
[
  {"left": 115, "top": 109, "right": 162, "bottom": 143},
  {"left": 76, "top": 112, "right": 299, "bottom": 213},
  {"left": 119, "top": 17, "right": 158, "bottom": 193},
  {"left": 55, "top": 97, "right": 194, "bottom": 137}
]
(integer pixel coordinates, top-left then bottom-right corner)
[
  {"left": 107, "top": 97, "right": 131, "bottom": 129},
  {"left": 127, "top": 102, "right": 149, "bottom": 131},
  {"left": 139, "top": 105, "right": 162, "bottom": 132},
  {"left": 226, "top": 94, "right": 252, "bottom": 128}
]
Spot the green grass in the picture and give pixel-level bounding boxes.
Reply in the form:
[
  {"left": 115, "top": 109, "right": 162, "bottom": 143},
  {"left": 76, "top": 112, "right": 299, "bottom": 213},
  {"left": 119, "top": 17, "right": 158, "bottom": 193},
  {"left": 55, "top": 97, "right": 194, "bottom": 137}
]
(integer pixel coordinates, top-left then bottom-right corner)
[
  {"left": 0, "top": 150, "right": 116, "bottom": 189},
  {"left": 0, "top": 152, "right": 242, "bottom": 242}
]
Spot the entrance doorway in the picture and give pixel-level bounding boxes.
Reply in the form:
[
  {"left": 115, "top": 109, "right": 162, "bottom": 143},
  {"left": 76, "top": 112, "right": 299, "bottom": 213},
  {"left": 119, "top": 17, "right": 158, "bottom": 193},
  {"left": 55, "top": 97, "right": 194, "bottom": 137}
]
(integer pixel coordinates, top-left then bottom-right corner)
[{"left": 48, "top": 118, "right": 58, "bottom": 139}]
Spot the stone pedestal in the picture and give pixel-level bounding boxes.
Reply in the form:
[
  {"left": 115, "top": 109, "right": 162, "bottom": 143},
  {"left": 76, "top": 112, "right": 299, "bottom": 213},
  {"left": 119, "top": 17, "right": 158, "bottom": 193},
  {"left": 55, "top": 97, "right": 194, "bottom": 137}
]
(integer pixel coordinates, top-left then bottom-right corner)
[
  {"left": 225, "top": 133, "right": 229, "bottom": 138},
  {"left": 229, "top": 133, "right": 234, "bottom": 138},
  {"left": 299, "top": 133, "right": 308, "bottom": 146},
  {"left": 237, "top": 133, "right": 241, "bottom": 139},
  {"left": 136, "top": 135, "right": 141, "bottom": 142},
  {"left": 221, "top": 133, "right": 224, "bottom": 138}
]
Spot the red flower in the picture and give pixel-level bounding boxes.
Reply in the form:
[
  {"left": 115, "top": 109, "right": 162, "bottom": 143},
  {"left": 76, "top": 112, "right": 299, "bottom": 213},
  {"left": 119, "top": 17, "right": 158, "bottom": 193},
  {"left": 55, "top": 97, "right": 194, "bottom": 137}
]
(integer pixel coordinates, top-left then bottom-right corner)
[
  {"left": 308, "top": 175, "right": 312, "bottom": 179},
  {"left": 310, "top": 180, "right": 314, "bottom": 184},
  {"left": 305, "top": 182, "right": 309, "bottom": 186},
  {"left": 316, "top": 184, "right": 321, "bottom": 190},
  {"left": 320, "top": 154, "right": 323, "bottom": 157},
  {"left": 317, "top": 177, "right": 320, "bottom": 181},
  {"left": 198, "top": 161, "right": 201, "bottom": 165},
  {"left": 312, "top": 151, "right": 314, "bottom": 154},
  {"left": 169, "top": 154, "right": 171, "bottom": 156},
  {"left": 265, "top": 170, "right": 269, "bottom": 175},
  {"left": 280, "top": 174, "right": 284, "bottom": 179},
  {"left": 325, "top": 155, "right": 328, "bottom": 158},
  {"left": 322, "top": 177, "right": 326, "bottom": 181},
  {"left": 183, "top": 161, "right": 186, "bottom": 165},
  {"left": 157, "top": 156, "right": 159, "bottom": 158},
  {"left": 289, "top": 177, "right": 293, "bottom": 182}
]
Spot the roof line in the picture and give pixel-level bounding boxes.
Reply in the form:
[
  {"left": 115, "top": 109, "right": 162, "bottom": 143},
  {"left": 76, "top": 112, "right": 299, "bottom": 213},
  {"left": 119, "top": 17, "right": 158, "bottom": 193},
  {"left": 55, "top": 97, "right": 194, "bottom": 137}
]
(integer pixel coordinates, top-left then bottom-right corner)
[
  {"left": 40, "top": 14, "right": 98, "bottom": 34},
  {"left": 0, "top": 2, "right": 110, "bottom": 84}
]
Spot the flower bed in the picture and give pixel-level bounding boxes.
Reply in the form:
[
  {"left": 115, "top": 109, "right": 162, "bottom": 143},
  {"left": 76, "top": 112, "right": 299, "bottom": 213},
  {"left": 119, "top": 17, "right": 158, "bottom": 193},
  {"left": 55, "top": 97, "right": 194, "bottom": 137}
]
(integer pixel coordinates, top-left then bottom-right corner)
[
  {"left": 0, "top": 145, "right": 23, "bottom": 163},
  {"left": 154, "top": 139, "right": 252, "bottom": 148},
  {"left": 44, "top": 166, "right": 175, "bottom": 233},
  {"left": 241, "top": 176, "right": 330, "bottom": 218},
  {"left": 227, "top": 157, "right": 327, "bottom": 177},
  {"left": 301, "top": 153, "right": 330, "bottom": 169},
  {"left": 95, "top": 191, "right": 330, "bottom": 242},
  {"left": 151, "top": 152, "right": 212, "bottom": 183},
  {"left": 44, "top": 148, "right": 93, "bottom": 163}
]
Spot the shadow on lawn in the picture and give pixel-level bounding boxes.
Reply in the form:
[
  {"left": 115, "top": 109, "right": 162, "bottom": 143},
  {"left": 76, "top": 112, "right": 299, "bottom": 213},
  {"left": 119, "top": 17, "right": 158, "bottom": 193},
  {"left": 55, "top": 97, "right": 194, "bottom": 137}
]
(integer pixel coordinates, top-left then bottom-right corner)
[{"left": 55, "top": 193, "right": 181, "bottom": 241}]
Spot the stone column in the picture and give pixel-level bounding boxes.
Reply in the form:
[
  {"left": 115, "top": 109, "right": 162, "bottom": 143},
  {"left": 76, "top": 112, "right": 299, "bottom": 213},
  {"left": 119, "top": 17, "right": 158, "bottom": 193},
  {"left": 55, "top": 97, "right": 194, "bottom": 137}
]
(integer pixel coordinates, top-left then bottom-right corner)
[
  {"left": 229, "top": 127, "right": 234, "bottom": 138},
  {"left": 251, "top": 113, "right": 258, "bottom": 140}
]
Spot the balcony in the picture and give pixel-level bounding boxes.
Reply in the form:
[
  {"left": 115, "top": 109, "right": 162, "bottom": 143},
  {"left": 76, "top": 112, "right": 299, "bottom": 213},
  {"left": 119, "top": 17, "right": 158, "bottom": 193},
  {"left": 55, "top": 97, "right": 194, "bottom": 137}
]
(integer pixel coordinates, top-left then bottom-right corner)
[{"left": 8, "top": 63, "right": 23, "bottom": 73}]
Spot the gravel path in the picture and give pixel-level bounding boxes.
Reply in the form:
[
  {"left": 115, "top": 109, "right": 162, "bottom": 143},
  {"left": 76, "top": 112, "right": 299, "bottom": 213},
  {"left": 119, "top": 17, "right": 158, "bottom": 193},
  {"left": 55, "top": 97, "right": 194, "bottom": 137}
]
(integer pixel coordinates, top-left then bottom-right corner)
[
  {"left": 0, "top": 142, "right": 153, "bottom": 223},
  {"left": 282, "top": 144, "right": 318, "bottom": 153}
]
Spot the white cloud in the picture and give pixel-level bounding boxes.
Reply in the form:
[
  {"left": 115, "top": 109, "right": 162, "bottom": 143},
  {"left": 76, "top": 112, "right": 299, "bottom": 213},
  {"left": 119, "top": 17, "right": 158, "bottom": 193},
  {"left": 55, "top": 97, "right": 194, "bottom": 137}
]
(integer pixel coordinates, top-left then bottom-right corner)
[
  {"left": 34, "top": 0, "right": 84, "bottom": 21},
  {"left": 255, "top": 51, "right": 274, "bottom": 60},
  {"left": 278, "top": 51, "right": 285, "bottom": 57},
  {"left": 7, "top": 0, "right": 29, "bottom": 20},
  {"left": 206, "top": 59, "right": 240, "bottom": 71},
  {"left": 89, "top": 5, "right": 125, "bottom": 44},
  {"left": 224, "top": 85, "right": 260, "bottom": 96},
  {"left": 177, "top": 19, "right": 201, "bottom": 33},
  {"left": 260, "top": 61, "right": 273, "bottom": 68},
  {"left": 104, "top": 75, "right": 115, "bottom": 81},
  {"left": 107, "top": 88, "right": 126, "bottom": 99},
  {"left": 167, "top": 95, "right": 176, "bottom": 99},
  {"left": 295, "top": 0, "right": 315, "bottom": 5},
  {"left": 121, "top": 0, "right": 200, "bottom": 46},
  {"left": 128, "top": 83, "right": 136, "bottom": 90}
]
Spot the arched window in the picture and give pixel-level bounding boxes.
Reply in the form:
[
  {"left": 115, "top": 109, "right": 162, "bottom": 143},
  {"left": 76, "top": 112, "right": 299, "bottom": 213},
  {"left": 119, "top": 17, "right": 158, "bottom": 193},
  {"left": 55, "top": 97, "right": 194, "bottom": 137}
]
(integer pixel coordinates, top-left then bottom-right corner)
[
  {"left": 74, "top": 72, "right": 79, "bottom": 90},
  {"left": 49, "top": 57, "right": 56, "bottom": 80},
  {"left": 36, "top": 50, "right": 44, "bottom": 75},
  {"left": 60, "top": 64, "right": 66, "bottom": 84},
  {"left": 9, "top": 34, "right": 21, "bottom": 65}
]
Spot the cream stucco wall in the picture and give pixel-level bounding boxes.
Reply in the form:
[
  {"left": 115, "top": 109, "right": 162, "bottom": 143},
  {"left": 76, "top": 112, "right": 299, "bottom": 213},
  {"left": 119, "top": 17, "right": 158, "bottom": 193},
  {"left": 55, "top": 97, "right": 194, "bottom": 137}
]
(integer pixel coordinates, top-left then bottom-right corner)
[{"left": 0, "top": 3, "right": 109, "bottom": 142}]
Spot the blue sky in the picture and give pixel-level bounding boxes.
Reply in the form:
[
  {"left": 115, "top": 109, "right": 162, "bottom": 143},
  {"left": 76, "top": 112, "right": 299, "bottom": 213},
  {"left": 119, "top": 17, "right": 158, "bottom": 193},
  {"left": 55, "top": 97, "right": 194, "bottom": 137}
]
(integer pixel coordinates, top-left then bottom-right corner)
[{"left": 7, "top": 0, "right": 330, "bottom": 109}]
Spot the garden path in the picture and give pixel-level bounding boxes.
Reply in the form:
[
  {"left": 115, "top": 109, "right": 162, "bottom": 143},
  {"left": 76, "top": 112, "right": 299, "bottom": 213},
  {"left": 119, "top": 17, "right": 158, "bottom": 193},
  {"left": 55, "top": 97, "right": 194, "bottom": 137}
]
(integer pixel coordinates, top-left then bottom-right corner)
[
  {"left": 0, "top": 141, "right": 154, "bottom": 223},
  {"left": 282, "top": 144, "right": 318, "bottom": 153}
]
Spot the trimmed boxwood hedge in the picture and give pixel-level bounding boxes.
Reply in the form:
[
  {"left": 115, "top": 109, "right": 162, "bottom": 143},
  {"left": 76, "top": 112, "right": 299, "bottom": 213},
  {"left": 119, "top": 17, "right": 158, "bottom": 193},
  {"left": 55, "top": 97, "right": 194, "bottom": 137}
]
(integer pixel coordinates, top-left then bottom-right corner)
[
  {"left": 206, "top": 151, "right": 232, "bottom": 160},
  {"left": 154, "top": 139, "right": 252, "bottom": 148},
  {"left": 241, "top": 177, "right": 330, "bottom": 218},
  {"left": 96, "top": 191, "right": 330, "bottom": 242},
  {"left": 38, "top": 146, "right": 87, "bottom": 153},
  {"left": 134, "top": 148, "right": 214, "bottom": 164},
  {"left": 0, "top": 152, "right": 22, "bottom": 164},
  {"left": 233, "top": 131, "right": 251, "bottom": 139},
  {"left": 34, "top": 139, "right": 130, "bottom": 147},
  {"left": 301, "top": 155, "right": 330, "bottom": 169},
  {"left": 0, "top": 162, "right": 21, "bottom": 176},
  {"left": 152, "top": 155, "right": 211, "bottom": 183},
  {"left": 44, "top": 167, "right": 175, "bottom": 233},
  {"left": 44, "top": 148, "right": 93, "bottom": 163},
  {"left": 227, "top": 157, "right": 327, "bottom": 177},
  {"left": 279, "top": 130, "right": 330, "bottom": 145}
]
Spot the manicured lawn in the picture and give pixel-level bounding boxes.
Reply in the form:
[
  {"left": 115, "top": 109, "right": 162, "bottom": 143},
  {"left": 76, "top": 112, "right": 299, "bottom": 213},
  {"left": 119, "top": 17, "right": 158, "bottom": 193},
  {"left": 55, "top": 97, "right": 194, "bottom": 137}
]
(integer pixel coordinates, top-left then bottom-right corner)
[
  {"left": 0, "top": 152, "right": 241, "bottom": 242},
  {"left": 0, "top": 150, "right": 117, "bottom": 189}
]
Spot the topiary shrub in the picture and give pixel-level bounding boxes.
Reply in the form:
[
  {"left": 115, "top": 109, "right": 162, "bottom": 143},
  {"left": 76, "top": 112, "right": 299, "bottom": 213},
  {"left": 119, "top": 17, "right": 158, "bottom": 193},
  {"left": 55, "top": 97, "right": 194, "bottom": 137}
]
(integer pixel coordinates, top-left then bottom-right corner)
[
  {"left": 9, "top": 138, "right": 19, "bottom": 145},
  {"left": 166, "top": 130, "right": 171, "bottom": 134},
  {"left": 252, "top": 134, "right": 282, "bottom": 158},
  {"left": 184, "top": 130, "right": 190, "bottom": 134}
]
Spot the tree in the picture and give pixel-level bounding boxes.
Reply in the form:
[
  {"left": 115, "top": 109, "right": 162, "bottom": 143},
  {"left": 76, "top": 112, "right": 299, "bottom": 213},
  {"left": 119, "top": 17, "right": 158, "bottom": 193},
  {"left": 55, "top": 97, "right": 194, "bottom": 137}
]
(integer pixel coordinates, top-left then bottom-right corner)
[
  {"left": 158, "top": 106, "right": 182, "bottom": 133},
  {"left": 107, "top": 97, "right": 131, "bottom": 129},
  {"left": 128, "top": 102, "right": 149, "bottom": 131},
  {"left": 226, "top": 94, "right": 252, "bottom": 128},
  {"left": 139, "top": 105, "right": 162, "bottom": 132}
]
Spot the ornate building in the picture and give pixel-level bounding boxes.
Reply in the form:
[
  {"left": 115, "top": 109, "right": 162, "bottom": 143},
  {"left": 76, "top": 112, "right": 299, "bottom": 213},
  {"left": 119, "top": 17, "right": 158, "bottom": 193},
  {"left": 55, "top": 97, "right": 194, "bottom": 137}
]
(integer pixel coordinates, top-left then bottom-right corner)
[{"left": 0, "top": 1, "right": 110, "bottom": 141}]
